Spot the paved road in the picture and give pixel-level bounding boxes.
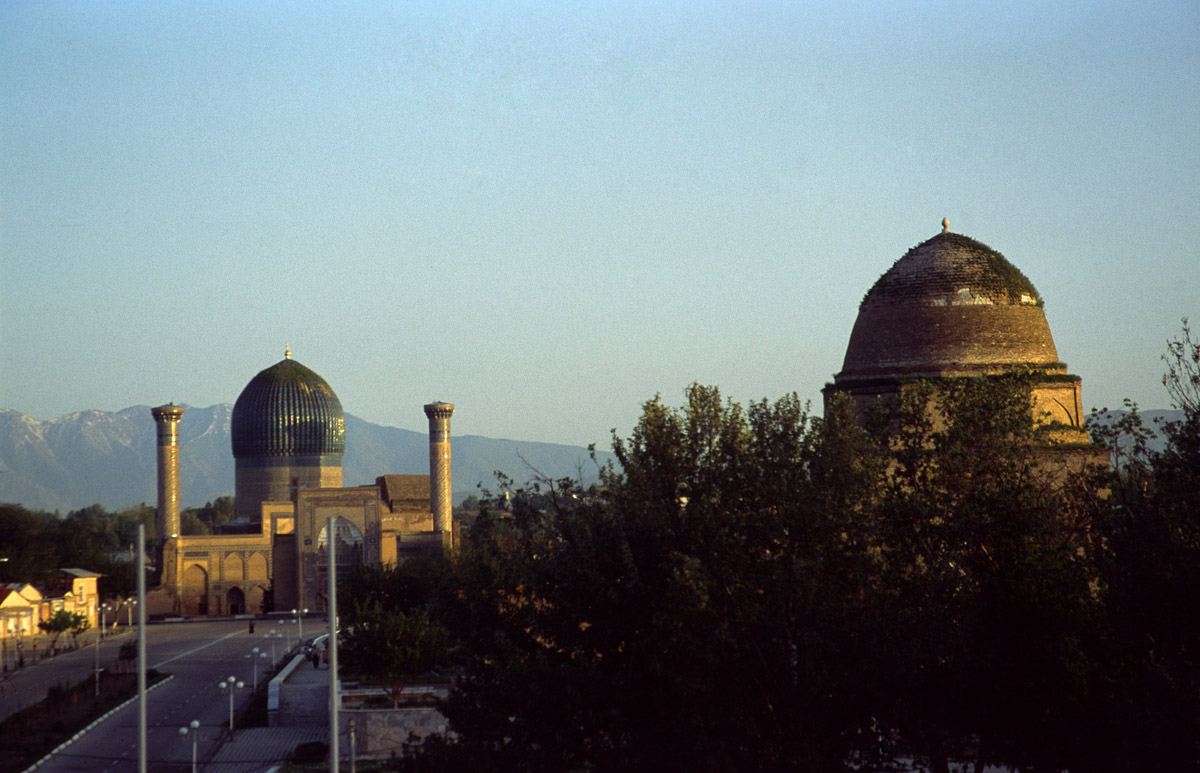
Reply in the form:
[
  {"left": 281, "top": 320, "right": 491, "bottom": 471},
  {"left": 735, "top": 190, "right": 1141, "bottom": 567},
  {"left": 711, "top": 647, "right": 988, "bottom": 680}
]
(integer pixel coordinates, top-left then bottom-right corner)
[
  {"left": 2, "top": 629, "right": 139, "bottom": 724},
  {"left": 13, "top": 617, "right": 328, "bottom": 773}
]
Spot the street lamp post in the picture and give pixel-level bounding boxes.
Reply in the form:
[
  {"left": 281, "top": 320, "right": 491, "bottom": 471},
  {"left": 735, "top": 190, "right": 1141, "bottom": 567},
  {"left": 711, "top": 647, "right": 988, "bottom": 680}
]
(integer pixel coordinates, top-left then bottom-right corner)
[
  {"left": 248, "top": 647, "right": 268, "bottom": 689},
  {"left": 126, "top": 597, "right": 136, "bottom": 628},
  {"left": 178, "top": 720, "right": 200, "bottom": 773},
  {"left": 265, "top": 630, "right": 282, "bottom": 664},
  {"left": 219, "top": 676, "right": 244, "bottom": 734},
  {"left": 94, "top": 602, "right": 112, "bottom": 696},
  {"left": 292, "top": 608, "right": 308, "bottom": 644}
]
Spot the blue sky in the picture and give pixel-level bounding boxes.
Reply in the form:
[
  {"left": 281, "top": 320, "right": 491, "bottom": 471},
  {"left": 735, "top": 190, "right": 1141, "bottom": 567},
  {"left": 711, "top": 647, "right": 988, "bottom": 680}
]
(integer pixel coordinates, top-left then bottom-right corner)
[{"left": 2, "top": 1, "right": 1197, "bottom": 446}]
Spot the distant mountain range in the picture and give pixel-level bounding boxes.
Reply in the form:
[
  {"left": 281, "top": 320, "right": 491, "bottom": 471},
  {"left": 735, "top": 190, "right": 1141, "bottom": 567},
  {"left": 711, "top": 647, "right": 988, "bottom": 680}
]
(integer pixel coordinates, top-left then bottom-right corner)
[
  {"left": 0, "top": 405, "right": 1186, "bottom": 515},
  {"left": 0, "top": 405, "right": 614, "bottom": 514}
]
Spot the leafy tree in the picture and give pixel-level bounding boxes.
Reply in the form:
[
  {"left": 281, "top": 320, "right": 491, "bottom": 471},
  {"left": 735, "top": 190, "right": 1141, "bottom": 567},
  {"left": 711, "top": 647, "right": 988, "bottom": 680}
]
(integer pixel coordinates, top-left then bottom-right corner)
[
  {"left": 38, "top": 610, "right": 89, "bottom": 650},
  {"left": 338, "top": 562, "right": 452, "bottom": 709},
  {"left": 411, "top": 386, "right": 893, "bottom": 771},
  {"left": 0, "top": 503, "right": 60, "bottom": 581},
  {"left": 340, "top": 603, "right": 448, "bottom": 708},
  {"left": 1085, "top": 320, "right": 1200, "bottom": 770},
  {"left": 0, "top": 502, "right": 148, "bottom": 597},
  {"left": 381, "top": 362, "right": 1195, "bottom": 772},
  {"left": 186, "top": 496, "right": 235, "bottom": 534},
  {"left": 180, "top": 509, "right": 210, "bottom": 535},
  {"left": 860, "top": 375, "right": 1103, "bottom": 772}
]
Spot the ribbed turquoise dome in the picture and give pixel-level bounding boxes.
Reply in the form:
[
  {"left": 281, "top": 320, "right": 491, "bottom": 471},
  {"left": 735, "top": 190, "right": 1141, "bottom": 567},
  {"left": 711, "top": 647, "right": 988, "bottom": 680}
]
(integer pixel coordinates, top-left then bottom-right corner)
[{"left": 231, "top": 358, "right": 346, "bottom": 459}]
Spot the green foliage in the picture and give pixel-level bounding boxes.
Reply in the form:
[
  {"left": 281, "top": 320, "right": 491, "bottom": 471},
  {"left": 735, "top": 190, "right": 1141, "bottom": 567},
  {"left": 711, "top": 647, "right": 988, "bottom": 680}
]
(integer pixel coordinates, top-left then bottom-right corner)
[
  {"left": 38, "top": 610, "right": 89, "bottom": 648},
  {"left": 861, "top": 374, "right": 1102, "bottom": 772},
  {"left": 339, "top": 562, "right": 451, "bottom": 708},
  {"left": 1163, "top": 317, "right": 1200, "bottom": 416},
  {"left": 341, "top": 603, "right": 448, "bottom": 708},
  {"left": 183, "top": 496, "right": 235, "bottom": 534},
  {"left": 0, "top": 501, "right": 151, "bottom": 596},
  {"left": 1084, "top": 319, "right": 1200, "bottom": 770},
  {"left": 317, "top": 328, "right": 1200, "bottom": 772},
  {"left": 408, "top": 385, "right": 897, "bottom": 771}
]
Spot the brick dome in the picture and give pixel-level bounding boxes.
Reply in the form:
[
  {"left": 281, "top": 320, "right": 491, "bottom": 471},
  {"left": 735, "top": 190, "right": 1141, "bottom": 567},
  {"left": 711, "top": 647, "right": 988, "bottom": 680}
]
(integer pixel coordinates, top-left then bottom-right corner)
[
  {"left": 231, "top": 357, "right": 345, "bottom": 459},
  {"left": 835, "top": 230, "right": 1061, "bottom": 382}
]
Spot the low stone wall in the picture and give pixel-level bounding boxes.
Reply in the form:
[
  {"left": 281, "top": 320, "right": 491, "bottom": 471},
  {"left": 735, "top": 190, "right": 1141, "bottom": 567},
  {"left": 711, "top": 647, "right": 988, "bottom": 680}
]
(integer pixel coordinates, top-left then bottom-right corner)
[
  {"left": 267, "top": 652, "right": 307, "bottom": 711},
  {"left": 339, "top": 703, "right": 449, "bottom": 757}
]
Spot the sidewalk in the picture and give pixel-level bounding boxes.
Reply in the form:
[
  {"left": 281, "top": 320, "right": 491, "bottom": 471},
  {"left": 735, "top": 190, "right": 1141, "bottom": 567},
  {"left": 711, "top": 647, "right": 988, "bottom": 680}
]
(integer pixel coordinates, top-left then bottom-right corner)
[
  {"left": 275, "top": 653, "right": 332, "bottom": 727},
  {"left": 204, "top": 726, "right": 328, "bottom": 773},
  {"left": 2, "top": 627, "right": 132, "bottom": 673},
  {"left": 203, "top": 652, "right": 332, "bottom": 772}
]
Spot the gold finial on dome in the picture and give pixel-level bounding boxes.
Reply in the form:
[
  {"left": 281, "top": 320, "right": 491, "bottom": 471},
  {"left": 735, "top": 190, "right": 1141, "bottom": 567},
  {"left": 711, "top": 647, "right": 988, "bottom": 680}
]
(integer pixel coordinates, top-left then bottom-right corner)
[
  {"left": 285, "top": 344, "right": 291, "bottom": 360},
  {"left": 942, "top": 217, "right": 950, "bottom": 234}
]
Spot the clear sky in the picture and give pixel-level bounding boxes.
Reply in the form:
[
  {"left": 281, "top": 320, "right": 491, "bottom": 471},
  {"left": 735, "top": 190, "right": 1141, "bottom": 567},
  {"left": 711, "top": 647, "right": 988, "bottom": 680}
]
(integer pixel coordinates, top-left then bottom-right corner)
[{"left": 2, "top": 1, "right": 1197, "bottom": 447}]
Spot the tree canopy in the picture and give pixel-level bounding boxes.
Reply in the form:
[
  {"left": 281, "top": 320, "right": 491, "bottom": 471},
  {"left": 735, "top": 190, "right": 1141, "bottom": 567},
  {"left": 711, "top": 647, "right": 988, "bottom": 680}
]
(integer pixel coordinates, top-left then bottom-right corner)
[{"left": 311, "top": 321, "right": 1200, "bottom": 770}]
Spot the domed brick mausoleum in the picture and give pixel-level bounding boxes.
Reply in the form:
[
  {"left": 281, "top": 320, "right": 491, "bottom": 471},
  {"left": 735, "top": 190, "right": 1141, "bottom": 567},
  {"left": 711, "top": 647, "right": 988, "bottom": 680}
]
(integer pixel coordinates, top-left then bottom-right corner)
[
  {"left": 151, "top": 348, "right": 456, "bottom": 617},
  {"left": 824, "top": 220, "right": 1095, "bottom": 450}
]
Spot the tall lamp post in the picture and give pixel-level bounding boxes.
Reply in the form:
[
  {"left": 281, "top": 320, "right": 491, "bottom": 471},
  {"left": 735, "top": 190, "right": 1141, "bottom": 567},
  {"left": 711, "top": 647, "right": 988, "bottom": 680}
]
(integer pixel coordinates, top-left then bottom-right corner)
[
  {"left": 219, "top": 676, "right": 244, "bottom": 733},
  {"left": 15, "top": 617, "right": 24, "bottom": 668},
  {"left": 248, "top": 647, "right": 268, "bottom": 689},
  {"left": 266, "top": 630, "right": 282, "bottom": 664},
  {"left": 291, "top": 608, "right": 308, "bottom": 644},
  {"left": 94, "top": 602, "right": 112, "bottom": 696},
  {"left": 178, "top": 720, "right": 200, "bottom": 773}
]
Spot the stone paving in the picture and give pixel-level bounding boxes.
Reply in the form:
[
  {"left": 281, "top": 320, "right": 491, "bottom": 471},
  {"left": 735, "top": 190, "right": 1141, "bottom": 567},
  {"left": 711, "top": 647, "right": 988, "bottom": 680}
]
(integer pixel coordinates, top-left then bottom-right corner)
[
  {"left": 204, "top": 725, "right": 327, "bottom": 772},
  {"left": 203, "top": 653, "right": 332, "bottom": 772}
]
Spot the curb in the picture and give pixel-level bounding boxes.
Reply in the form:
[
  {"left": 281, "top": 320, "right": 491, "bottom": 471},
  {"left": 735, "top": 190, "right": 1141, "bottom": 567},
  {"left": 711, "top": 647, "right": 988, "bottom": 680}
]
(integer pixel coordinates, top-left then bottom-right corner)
[{"left": 20, "top": 674, "right": 176, "bottom": 773}]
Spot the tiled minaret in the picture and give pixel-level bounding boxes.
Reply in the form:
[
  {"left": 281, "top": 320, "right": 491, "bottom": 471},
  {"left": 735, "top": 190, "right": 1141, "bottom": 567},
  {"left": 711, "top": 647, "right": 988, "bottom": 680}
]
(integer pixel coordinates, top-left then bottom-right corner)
[
  {"left": 151, "top": 403, "right": 185, "bottom": 585},
  {"left": 423, "top": 402, "right": 455, "bottom": 538}
]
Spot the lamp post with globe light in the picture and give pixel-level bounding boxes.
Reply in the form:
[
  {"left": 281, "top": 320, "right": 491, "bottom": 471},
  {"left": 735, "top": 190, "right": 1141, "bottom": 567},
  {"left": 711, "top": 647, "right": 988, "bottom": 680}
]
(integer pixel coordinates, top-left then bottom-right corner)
[
  {"left": 247, "top": 647, "right": 269, "bottom": 689},
  {"left": 219, "top": 677, "right": 244, "bottom": 733},
  {"left": 265, "top": 630, "right": 283, "bottom": 664},
  {"left": 178, "top": 720, "right": 200, "bottom": 773},
  {"left": 292, "top": 608, "right": 308, "bottom": 644},
  {"left": 14, "top": 618, "right": 24, "bottom": 667},
  {"left": 92, "top": 602, "right": 113, "bottom": 696}
]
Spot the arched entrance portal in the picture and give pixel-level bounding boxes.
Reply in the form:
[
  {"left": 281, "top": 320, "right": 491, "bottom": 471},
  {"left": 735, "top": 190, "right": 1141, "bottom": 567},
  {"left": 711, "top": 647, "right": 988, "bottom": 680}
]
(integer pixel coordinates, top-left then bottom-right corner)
[
  {"left": 317, "top": 517, "right": 365, "bottom": 572},
  {"left": 181, "top": 565, "right": 208, "bottom": 616},
  {"left": 315, "top": 518, "right": 365, "bottom": 611},
  {"left": 248, "top": 584, "right": 267, "bottom": 614},
  {"left": 226, "top": 586, "right": 245, "bottom": 616}
]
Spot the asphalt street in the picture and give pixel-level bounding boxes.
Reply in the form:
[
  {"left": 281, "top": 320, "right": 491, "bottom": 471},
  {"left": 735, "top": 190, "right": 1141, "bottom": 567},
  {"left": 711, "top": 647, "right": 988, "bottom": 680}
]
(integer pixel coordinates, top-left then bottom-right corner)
[{"left": 7, "top": 617, "right": 328, "bottom": 773}]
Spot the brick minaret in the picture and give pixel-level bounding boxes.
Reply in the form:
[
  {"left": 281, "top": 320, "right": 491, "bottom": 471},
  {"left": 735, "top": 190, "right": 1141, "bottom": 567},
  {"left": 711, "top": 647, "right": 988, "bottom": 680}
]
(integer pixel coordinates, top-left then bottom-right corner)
[
  {"left": 423, "top": 402, "right": 455, "bottom": 537},
  {"left": 151, "top": 403, "right": 185, "bottom": 585}
]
